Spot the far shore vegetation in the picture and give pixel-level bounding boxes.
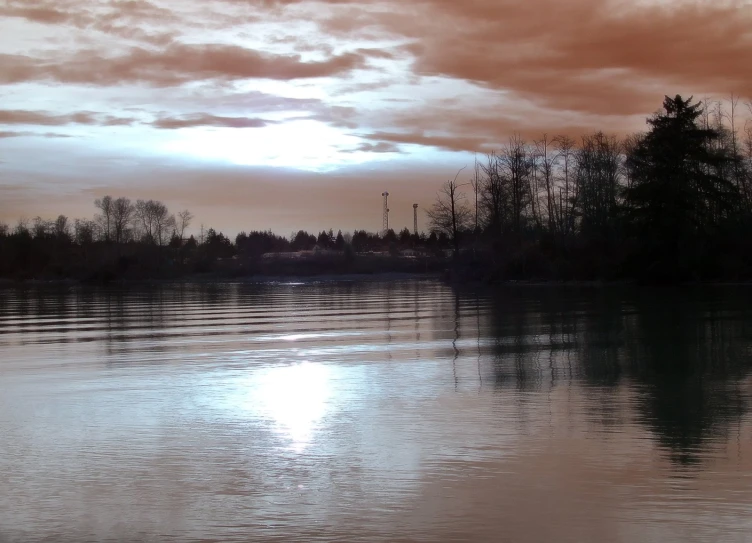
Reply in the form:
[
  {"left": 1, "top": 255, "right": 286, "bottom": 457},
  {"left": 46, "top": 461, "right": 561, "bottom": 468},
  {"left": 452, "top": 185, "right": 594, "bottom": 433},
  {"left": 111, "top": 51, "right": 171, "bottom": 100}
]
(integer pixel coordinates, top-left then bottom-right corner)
[{"left": 3, "top": 95, "right": 752, "bottom": 285}]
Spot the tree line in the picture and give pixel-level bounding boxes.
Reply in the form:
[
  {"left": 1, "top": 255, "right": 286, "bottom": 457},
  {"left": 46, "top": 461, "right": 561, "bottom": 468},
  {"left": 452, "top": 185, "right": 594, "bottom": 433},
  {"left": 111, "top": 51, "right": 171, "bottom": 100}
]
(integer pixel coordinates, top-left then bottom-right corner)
[
  {"left": 0, "top": 195, "right": 452, "bottom": 280},
  {"left": 2, "top": 94, "right": 752, "bottom": 283},
  {"left": 426, "top": 95, "right": 752, "bottom": 282}
]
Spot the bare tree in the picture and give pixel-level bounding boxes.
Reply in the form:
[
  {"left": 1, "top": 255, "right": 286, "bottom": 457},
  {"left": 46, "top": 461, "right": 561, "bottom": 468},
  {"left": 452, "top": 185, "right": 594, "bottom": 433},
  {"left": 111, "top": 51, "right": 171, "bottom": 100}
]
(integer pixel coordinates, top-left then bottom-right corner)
[
  {"left": 500, "top": 135, "right": 533, "bottom": 240},
  {"left": 426, "top": 168, "right": 472, "bottom": 256},
  {"left": 710, "top": 99, "right": 734, "bottom": 191},
  {"left": 535, "top": 134, "right": 559, "bottom": 235},
  {"left": 112, "top": 197, "right": 134, "bottom": 244},
  {"left": 478, "top": 138, "right": 534, "bottom": 243},
  {"left": 529, "top": 144, "right": 543, "bottom": 232},
  {"left": 160, "top": 213, "right": 176, "bottom": 246},
  {"left": 553, "top": 135, "right": 576, "bottom": 237},
  {"left": 133, "top": 199, "right": 151, "bottom": 241},
  {"left": 74, "top": 219, "right": 98, "bottom": 245},
  {"left": 32, "top": 216, "right": 51, "bottom": 238},
  {"left": 176, "top": 209, "right": 193, "bottom": 240},
  {"left": 480, "top": 151, "right": 506, "bottom": 236},
  {"left": 744, "top": 110, "right": 752, "bottom": 205},
  {"left": 54, "top": 215, "right": 70, "bottom": 239},
  {"left": 469, "top": 157, "right": 481, "bottom": 232},
  {"left": 134, "top": 199, "right": 174, "bottom": 245},
  {"left": 575, "top": 132, "right": 622, "bottom": 240},
  {"left": 15, "top": 218, "right": 29, "bottom": 236},
  {"left": 0, "top": 222, "right": 8, "bottom": 237},
  {"left": 728, "top": 94, "right": 741, "bottom": 191},
  {"left": 94, "top": 195, "right": 114, "bottom": 242}
]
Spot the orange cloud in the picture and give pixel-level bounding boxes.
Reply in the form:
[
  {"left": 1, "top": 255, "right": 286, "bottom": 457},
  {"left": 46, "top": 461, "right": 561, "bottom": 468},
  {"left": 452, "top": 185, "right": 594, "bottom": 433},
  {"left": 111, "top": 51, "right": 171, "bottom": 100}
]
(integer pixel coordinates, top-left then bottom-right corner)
[
  {"left": 410, "top": 0, "right": 750, "bottom": 115},
  {"left": 312, "top": 0, "right": 751, "bottom": 116},
  {"left": 0, "top": 44, "right": 368, "bottom": 86},
  {"left": 0, "top": 5, "right": 70, "bottom": 24}
]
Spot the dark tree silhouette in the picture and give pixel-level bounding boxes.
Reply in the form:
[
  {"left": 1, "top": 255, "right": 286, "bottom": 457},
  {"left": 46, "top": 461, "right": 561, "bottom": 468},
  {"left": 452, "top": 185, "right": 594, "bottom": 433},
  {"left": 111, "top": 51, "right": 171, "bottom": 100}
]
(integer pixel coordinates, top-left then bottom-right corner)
[
  {"left": 203, "top": 228, "right": 234, "bottom": 260},
  {"left": 383, "top": 228, "right": 398, "bottom": 244},
  {"left": 334, "top": 230, "right": 345, "bottom": 250},
  {"left": 112, "top": 197, "right": 134, "bottom": 244},
  {"left": 94, "top": 196, "right": 113, "bottom": 242},
  {"left": 134, "top": 199, "right": 175, "bottom": 245},
  {"left": 176, "top": 210, "right": 193, "bottom": 240},
  {"left": 575, "top": 132, "right": 621, "bottom": 243},
  {"left": 317, "top": 230, "right": 332, "bottom": 249},
  {"left": 624, "top": 95, "right": 739, "bottom": 281},
  {"left": 426, "top": 169, "right": 472, "bottom": 256},
  {"left": 291, "top": 230, "right": 316, "bottom": 251}
]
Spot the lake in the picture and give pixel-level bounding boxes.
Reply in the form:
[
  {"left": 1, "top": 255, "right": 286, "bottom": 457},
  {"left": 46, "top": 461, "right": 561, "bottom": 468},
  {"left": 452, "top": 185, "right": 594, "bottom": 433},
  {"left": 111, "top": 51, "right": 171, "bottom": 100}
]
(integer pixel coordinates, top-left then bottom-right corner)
[{"left": 1, "top": 280, "right": 752, "bottom": 542}]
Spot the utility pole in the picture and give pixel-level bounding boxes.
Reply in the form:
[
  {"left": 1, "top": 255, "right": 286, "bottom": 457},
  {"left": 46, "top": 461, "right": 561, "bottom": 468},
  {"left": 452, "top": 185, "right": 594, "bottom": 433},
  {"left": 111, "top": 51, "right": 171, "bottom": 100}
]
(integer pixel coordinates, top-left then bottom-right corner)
[
  {"left": 413, "top": 203, "right": 418, "bottom": 236},
  {"left": 382, "top": 192, "right": 389, "bottom": 235}
]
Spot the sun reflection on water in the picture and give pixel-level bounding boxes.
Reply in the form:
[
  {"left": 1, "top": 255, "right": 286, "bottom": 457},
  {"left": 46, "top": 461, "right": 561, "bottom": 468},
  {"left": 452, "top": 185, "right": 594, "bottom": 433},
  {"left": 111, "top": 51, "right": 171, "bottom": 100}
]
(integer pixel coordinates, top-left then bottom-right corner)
[{"left": 249, "top": 361, "right": 332, "bottom": 452}]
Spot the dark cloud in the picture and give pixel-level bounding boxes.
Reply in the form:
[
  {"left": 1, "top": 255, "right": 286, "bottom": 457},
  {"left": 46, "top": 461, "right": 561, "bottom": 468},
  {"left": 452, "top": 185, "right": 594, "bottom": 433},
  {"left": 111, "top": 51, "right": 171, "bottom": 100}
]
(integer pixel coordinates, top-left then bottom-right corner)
[
  {"left": 364, "top": 130, "right": 493, "bottom": 153},
  {"left": 346, "top": 141, "right": 403, "bottom": 153},
  {"left": 0, "top": 109, "right": 134, "bottom": 126},
  {"left": 151, "top": 113, "right": 271, "bottom": 129},
  {"left": 0, "top": 130, "right": 73, "bottom": 138}
]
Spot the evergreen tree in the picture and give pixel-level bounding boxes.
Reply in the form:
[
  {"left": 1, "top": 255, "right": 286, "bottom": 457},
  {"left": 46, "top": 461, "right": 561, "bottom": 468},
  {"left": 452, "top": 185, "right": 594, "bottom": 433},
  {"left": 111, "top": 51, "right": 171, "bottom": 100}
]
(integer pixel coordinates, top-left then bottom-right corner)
[
  {"left": 624, "top": 95, "right": 738, "bottom": 281},
  {"left": 334, "top": 230, "right": 345, "bottom": 250},
  {"left": 317, "top": 230, "right": 331, "bottom": 248}
]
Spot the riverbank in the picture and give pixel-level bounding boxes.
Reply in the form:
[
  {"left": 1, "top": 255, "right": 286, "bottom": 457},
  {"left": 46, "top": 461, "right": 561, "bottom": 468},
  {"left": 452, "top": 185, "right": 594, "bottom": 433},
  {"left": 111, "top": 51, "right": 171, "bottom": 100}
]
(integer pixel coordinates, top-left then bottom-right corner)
[
  {"left": 5, "top": 273, "right": 752, "bottom": 290},
  {"left": 0, "top": 271, "right": 442, "bottom": 288},
  {"left": 3, "top": 246, "right": 752, "bottom": 289}
]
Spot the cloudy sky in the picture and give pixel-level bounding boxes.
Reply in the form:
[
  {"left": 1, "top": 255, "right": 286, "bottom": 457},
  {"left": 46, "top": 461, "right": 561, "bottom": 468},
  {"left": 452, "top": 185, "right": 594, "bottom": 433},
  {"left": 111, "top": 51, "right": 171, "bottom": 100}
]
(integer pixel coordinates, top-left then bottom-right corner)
[{"left": 0, "top": 0, "right": 750, "bottom": 236}]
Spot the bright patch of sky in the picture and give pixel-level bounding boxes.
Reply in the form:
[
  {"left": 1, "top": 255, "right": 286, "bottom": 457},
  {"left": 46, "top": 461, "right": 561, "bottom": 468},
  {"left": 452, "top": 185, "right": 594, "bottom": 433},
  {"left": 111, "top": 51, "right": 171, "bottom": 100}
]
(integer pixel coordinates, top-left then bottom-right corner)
[{"left": 160, "top": 120, "right": 400, "bottom": 172}]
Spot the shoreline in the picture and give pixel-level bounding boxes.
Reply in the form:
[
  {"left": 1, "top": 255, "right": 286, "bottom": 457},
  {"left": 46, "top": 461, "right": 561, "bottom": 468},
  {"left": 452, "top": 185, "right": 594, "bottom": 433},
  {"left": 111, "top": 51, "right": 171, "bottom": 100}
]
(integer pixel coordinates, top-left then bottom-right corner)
[
  {"left": 0, "top": 272, "right": 441, "bottom": 288},
  {"left": 4, "top": 274, "right": 752, "bottom": 289}
]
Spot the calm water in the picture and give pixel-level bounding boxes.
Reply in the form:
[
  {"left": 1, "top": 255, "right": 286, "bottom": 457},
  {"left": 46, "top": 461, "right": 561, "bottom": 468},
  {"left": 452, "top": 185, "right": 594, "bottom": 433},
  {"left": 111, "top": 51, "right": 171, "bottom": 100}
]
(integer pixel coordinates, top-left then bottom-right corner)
[{"left": 2, "top": 280, "right": 752, "bottom": 542}]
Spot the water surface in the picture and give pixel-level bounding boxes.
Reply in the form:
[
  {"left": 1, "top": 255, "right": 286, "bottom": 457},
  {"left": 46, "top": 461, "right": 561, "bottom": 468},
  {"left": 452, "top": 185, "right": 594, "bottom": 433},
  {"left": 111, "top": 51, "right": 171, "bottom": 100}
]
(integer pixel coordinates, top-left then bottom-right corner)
[{"left": 2, "top": 281, "right": 752, "bottom": 542}]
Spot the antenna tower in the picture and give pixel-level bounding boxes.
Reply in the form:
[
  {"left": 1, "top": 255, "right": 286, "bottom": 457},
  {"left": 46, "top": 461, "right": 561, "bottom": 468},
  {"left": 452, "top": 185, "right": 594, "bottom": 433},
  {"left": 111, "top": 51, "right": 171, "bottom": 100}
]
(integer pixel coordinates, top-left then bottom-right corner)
[
  {"left": 413, "top": 204, "right": 418, "bottom": 236},
  {"left": 382, "top": 191, "right": 389, "bottom": 234}
]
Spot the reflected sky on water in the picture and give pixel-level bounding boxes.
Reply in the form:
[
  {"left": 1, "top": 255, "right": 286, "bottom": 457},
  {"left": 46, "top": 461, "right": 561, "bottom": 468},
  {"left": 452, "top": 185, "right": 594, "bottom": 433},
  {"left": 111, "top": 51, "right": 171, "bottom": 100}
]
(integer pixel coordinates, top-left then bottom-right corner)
[{"left": 1, "top": 281, "right": 752, "bottom": 542}]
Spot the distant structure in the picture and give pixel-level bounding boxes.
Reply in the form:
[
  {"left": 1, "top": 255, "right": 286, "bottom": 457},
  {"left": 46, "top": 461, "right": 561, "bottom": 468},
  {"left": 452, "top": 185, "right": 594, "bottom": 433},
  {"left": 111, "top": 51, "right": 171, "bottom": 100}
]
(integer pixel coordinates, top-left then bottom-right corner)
[
  {"left": 382, "top": 191, "right": 389, "bottom": 234},
  {"left": 413, "top": 203, "right": 418, "bottom": 236}
]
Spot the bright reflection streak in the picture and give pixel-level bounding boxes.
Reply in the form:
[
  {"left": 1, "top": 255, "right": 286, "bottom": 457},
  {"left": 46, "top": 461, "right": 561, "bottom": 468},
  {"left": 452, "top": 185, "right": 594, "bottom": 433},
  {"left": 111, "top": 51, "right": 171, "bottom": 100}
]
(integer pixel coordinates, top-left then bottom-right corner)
[
  {"left": 250, "top": 362, "right": 332, "bottom": 452},
  {"left": 281, "top": 333, "right": 320, "bottom": 341}
]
